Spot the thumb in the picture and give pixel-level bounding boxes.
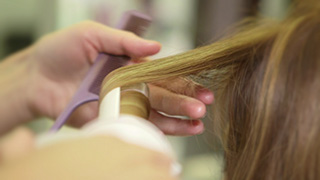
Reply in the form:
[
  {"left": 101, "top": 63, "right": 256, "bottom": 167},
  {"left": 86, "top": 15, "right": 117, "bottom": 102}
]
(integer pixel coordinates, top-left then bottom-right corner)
[{"left": 76, "top": 21, "right": 161, "bottom": 60}]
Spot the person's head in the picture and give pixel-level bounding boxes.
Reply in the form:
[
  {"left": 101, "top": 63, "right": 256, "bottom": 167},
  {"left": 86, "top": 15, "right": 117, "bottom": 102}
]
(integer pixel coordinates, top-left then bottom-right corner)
[{"left": 101, "top": 2, "right": 320, "bottom": 180}]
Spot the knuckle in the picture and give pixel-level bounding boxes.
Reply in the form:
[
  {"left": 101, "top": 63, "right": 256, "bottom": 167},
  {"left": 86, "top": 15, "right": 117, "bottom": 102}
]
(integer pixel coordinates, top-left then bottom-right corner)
[
  {"left": 76, "top": 21, "right": 104, "bottom": 40},
  {"left": 160, "top": 94, "right": 168, "bottom": 110},
  {"left": 119, "top": 31, "right": 136, "bottom": 49}
]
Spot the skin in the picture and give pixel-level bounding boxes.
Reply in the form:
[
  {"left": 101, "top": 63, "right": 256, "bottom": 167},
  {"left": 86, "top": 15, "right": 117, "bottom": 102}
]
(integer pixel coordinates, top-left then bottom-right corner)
[
  {"left": 0, "top": 21, "right": 214, "bottom": 179},
  {"left": 0, "top": 21, "right": 213, "bottom": 136}
]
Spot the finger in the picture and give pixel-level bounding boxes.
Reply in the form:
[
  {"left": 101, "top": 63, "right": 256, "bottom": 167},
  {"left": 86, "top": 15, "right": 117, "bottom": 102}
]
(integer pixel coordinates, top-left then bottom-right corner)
[
  {"left": 77, "top": 21, "right": 161, "bottom": 59},
  {"left": 149, "top": 110, "right": 204, "bottom": 136},
  {"left": 151, "top": 78, "right": 214, "bottom": 105},
  {"left": 67, "top": 101, "right": 99, "bottom": 128},
  {"left": 149, "top": 84, "right": 206, "bottom": 119},
  {"left": 195, "top": 86, "right": 214, "bottom": 105}
]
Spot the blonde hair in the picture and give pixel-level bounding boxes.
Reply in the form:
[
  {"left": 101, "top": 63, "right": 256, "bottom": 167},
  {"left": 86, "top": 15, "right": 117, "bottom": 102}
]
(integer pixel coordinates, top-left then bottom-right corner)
[{"left": 101, "top": 2, "right": 320, "bottom": 180}]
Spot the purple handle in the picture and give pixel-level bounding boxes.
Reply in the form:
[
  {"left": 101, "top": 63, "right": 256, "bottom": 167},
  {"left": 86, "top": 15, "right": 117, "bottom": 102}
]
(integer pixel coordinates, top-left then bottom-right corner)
[{"left": 50, "top": 11, "right": 151, "bottom": 132}]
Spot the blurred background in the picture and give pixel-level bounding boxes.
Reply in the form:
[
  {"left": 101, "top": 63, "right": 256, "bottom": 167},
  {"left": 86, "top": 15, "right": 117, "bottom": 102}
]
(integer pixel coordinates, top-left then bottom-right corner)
[{"left": 0, "top": 0, "right": 291, "bottom": 179}]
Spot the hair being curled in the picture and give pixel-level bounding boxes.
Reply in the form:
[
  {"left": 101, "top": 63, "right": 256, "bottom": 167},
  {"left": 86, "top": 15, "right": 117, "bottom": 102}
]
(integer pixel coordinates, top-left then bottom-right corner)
[{"left": 101, "top": 2, "right": 320, "bottom": 180}]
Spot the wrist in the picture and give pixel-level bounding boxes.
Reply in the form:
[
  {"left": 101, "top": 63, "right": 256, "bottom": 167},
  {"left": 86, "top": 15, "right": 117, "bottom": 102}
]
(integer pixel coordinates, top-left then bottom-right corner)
[{"left": 0, "top": 47, "right": 36, "bottom": 133}]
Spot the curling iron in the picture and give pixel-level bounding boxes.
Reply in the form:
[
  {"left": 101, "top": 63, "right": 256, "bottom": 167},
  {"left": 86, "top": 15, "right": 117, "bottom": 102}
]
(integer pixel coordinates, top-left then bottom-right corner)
[
  {"left": 36, "top": 11, "right": 181, "bottom": 176},
  {"left": 37, "top": 83, "right": 181, "bottom": 176},
  {"left": 50, "top": 10, "right": 152, "bottom": 131}
]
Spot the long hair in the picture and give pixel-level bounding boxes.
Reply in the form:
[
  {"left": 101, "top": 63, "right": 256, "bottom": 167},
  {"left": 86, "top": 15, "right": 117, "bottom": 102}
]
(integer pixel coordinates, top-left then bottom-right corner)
[{"left": 100, "top": 2, "right": 320, "bottom": 180}]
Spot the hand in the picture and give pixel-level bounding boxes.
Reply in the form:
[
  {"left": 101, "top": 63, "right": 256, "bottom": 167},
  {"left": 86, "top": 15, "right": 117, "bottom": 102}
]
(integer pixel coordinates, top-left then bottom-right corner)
[
  {"left": 27, "top": 21, "right": 161, "bottom": 127},
  {"left": 147, "top": 78, "right": 214, "bottom": 136},
  {"left": 0, "top": 20, "right": 213, "bottom": 135},
  {"left": 0, "top": 130, "right": 176, "bottom": 180},
  {"left": 28, "top": 21, "right": 214, "bottom": 135}
]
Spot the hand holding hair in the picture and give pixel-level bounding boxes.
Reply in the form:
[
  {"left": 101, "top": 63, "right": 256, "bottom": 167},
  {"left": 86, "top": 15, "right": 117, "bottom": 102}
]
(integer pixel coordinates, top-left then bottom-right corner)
[
  {"left": 0, "top": 20, "right": 213, "bottom": 136},
  {"left": 148, "top": 78, "right": 213, "bottom": 136}
]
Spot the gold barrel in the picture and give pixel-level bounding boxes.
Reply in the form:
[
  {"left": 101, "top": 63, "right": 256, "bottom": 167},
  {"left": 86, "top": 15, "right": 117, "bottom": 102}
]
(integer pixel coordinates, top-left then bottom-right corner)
[{"left": 120, "top": 83, "right": 150, "bottom": 119}]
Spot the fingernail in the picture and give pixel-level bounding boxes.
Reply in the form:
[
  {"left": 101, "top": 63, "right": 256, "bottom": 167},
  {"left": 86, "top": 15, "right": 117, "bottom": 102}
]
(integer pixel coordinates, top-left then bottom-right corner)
[
  {"left": 196, "top": 89, "right": 214, "bottom": 104},
  {"left": 192, "top": 120, "right": 201, "bottom": 126},
  {"left": 191, "top": 120, "right": 205, "bottom": 134},
  {"left": 140, "top": 40, "right": 161, "bottom": 55}
]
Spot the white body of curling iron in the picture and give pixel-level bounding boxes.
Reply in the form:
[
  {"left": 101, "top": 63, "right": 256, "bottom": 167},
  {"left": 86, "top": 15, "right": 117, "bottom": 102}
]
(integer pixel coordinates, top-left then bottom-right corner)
[{"left": 37, "top": 84, "right": 181, "bottom": 176}]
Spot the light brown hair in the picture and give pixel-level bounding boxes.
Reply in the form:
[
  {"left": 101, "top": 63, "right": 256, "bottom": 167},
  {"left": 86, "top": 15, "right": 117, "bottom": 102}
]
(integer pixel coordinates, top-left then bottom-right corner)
[{"left": 101, "top": 2, "right": 320, "bottom": 180}]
